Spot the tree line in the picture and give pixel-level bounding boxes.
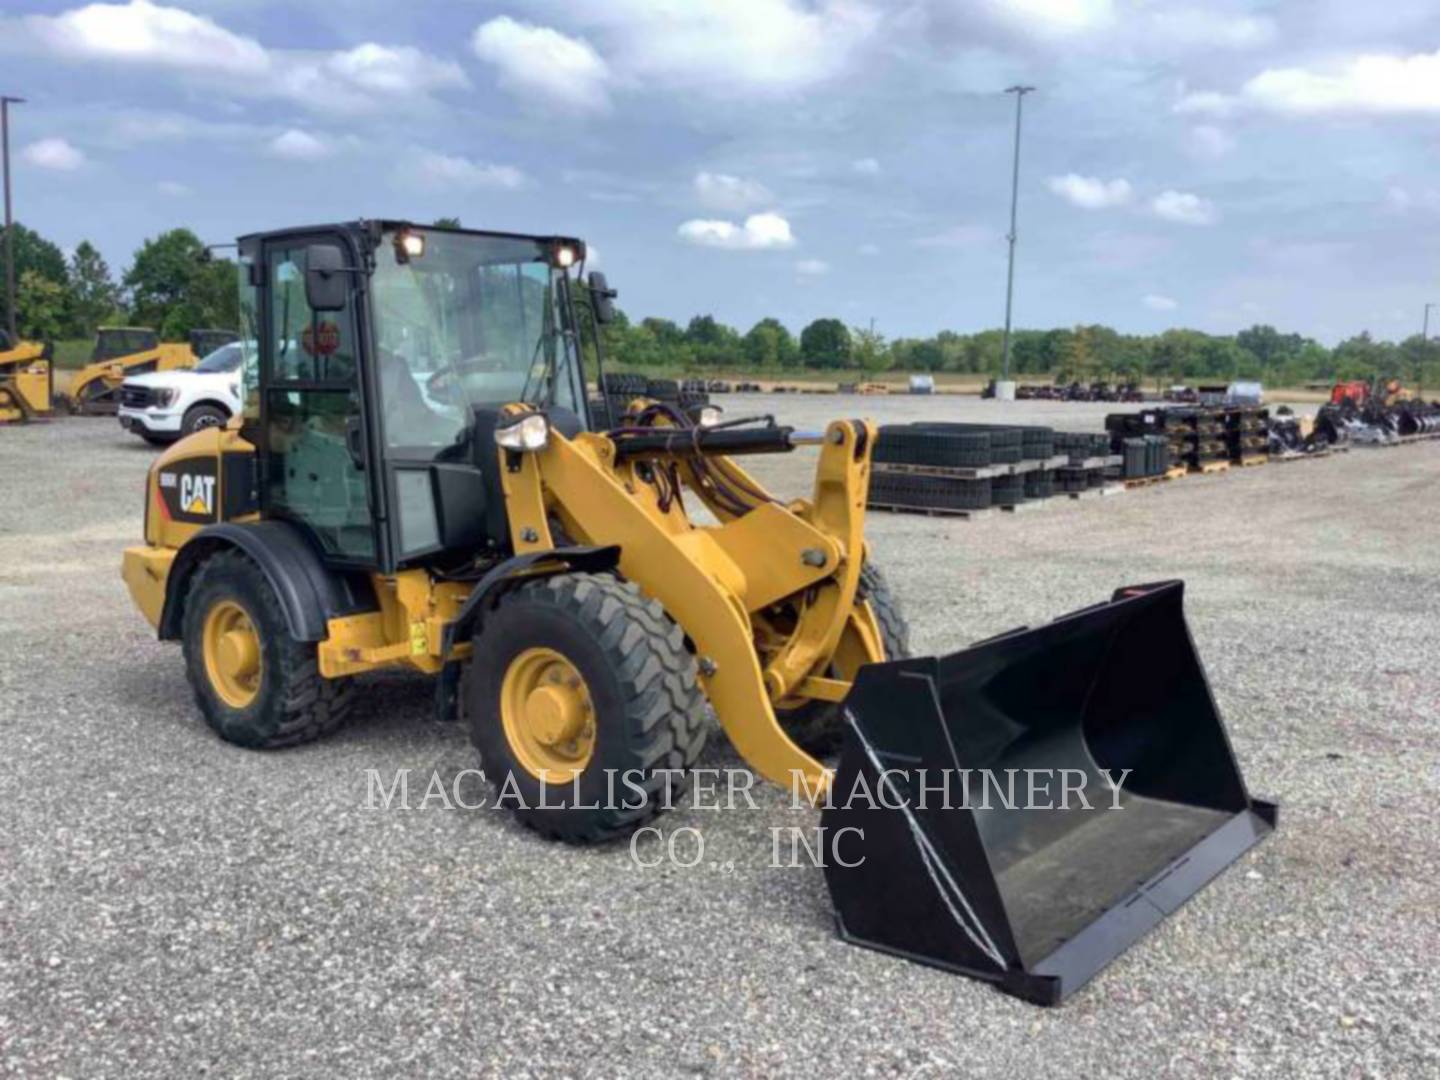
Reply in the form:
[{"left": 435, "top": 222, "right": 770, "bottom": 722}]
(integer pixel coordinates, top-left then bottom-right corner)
[
  {"left": 0, "top": 222, "right": 237, "bottom": 343},
  {"left": 597, "top": 311, "right": 1438, "bottom": 388},
  {"left": 4, "top": 218, "right": 1433, "bottom": 389}
]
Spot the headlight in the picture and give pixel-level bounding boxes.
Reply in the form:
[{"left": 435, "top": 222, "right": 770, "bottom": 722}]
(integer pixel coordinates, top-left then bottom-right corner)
[
  {"left": 697, "top": 405, "right": 723, "bottom": 428},
  {"left": 153, "top": 387, "right": 178, "bottom": 407},
  {"left": 554, "top": 245, "right": 577, "bottom": 269},
  {"left": 494, "top": 412, "right": 550, "bottom": 451}
]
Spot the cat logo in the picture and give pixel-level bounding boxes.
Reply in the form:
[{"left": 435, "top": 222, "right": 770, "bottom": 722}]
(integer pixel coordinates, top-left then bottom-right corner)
[
  {"left": 180, "top": 473, "right": 216, "bottom": 515},
  {"left": 158, "top": 463, "right": 219, "bottom": 523}
]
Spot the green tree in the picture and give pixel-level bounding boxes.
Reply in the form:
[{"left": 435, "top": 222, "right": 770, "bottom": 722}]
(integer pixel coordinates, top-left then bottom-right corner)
[
  {"left": 124, "top": 229, "right": 237, "bottom": 337},
  {"left": 15, "top": 269, "right": 71, "bottom": 340},
  {"left": 799, "top": 318, "right": 851, "bottom": 369},
  {"left": 742, "top": 317, "right": 797, "bottom": 369},
  {"left": 0, "top": 222, "right": 71, "bottom": 333},
  {"left": 69, "top": 240, "right": 119, "bottom": 335},
  {"left": 852, "top": 324, "right": 889, "bottom": 373},
  {"left": 432, "top": 217, "right": 462, "bottom": 229}
]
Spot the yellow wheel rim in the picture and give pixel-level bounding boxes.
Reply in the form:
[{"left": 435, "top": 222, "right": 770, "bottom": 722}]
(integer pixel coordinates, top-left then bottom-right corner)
[
  {"left": 202, "top": 599, "right": 262, "bottom": 709},
  {"left": 500, "top": 646, "right": 596, "bottom": 783}
]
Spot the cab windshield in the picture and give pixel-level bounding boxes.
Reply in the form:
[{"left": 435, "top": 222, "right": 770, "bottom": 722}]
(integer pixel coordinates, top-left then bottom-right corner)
[{"left": 371, "top": 229, "right": 585, "bottom": 452}]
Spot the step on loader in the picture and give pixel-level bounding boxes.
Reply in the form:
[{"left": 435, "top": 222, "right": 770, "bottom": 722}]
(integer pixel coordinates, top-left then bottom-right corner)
[{"left": 120, "top": 220, "right": 1273, "bottom": 1003}]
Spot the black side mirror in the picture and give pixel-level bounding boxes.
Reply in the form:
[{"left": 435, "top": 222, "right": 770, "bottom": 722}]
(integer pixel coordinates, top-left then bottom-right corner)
[
  {"left": 589, "top": 271, "right": 617, "bottom": 325},
  {"left": 305, "top": 244, "right": 349, "bottom": 312}
]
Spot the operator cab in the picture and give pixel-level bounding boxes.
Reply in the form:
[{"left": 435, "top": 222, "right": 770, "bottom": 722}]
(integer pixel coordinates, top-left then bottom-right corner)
[{"left": 235, "top": 220, "right": 614, "bottom": 577}]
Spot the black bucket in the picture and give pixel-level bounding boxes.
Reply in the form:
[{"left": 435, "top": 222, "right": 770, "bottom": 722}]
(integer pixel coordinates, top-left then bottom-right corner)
[{"left": 822, "top": 581, "right": 1275, "bottom": 1005}]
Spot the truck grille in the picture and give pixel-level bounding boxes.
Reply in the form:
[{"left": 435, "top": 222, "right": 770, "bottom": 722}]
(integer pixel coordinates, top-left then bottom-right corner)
[{"left": 119, "top": 385, "right": 153, "bottom": 409}]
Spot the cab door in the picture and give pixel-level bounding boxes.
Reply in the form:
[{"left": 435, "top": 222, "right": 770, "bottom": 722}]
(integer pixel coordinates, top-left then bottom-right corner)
[{"left": 257, "top": 234, "right": 383, "bottom": 567}]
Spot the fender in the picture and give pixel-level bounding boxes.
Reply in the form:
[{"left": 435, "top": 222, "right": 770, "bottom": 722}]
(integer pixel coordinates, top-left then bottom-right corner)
[
  {"left": 441, "top": 544, "right": 620, "bottom": 654},
  {"left": 158, "top": 520, "right": 374, "bottom": 642}
]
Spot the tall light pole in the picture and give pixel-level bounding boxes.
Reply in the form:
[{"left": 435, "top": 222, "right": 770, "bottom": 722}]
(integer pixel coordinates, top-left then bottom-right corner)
[
  {"left": 998, "top": 85, "right": 1034, "bottom": 394},
  {"left": 1, "top": 95, "right": 23, "bottom": 343}
]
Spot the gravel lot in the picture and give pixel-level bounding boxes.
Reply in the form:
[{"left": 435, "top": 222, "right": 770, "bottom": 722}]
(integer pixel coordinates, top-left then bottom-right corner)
[{"left": 2, "top": 397, "right": 1437, "bottom": 1078}]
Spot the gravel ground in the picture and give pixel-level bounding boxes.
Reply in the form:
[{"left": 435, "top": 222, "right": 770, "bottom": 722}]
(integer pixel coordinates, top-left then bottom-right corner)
[{"left": 1, "top": 398, "right": 1437, "bottom": 1078}]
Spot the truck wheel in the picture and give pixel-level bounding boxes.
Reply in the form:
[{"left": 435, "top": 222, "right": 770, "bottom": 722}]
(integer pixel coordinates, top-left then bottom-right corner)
[
  {"left": 778, "top": 562, "right": 912, "bottom": 757},
  {"left": 181, "top": 550, "right": 355, "bottom": 748},
  {"left": 182, "top": 403, "right": 228, "bottom": 436},
  {"left": 468, "top": 572, "right": 708, "bottom": 843}
]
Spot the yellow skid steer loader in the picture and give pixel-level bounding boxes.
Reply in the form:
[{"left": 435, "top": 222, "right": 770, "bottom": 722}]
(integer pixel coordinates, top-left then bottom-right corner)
[
  {"left": 121, "top": 220, "right": 1274, "bottom": 1004},
  {"left": 0, "top": 331, "right": 55, "bottom": 423},
  {"left": 66, "top": 326, "right": 238, "bottom": 415}
]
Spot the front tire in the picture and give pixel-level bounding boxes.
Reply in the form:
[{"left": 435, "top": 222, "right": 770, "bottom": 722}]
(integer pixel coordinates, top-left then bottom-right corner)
[
  {"left": 182, "top": 403, "right": 228, "bottom": 437},
  {"left": 468, "top": 572, "right": 708, "bottom": 843},
  {"left": 181, "top": 550, "right": 355, "bottom": 748}
]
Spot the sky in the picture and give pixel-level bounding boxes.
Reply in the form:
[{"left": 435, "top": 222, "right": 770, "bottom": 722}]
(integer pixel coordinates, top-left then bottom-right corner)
[{"left": 1, "top": 0, "right": 1438, "bottom": 345}]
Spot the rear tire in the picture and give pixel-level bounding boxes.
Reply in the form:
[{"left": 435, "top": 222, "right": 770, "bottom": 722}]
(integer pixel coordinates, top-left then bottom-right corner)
[
  {"left": 467, "top": 572, "right": 708, "bottom": 843},
  {"left": 182, "top": 403, "right": 228, "bottom": 437},
  {"left": 778, "top": 562, "right": 911, "bottom": 757},
  {"left": 181, "top": 550, "right": 355, "bottom": 748}
]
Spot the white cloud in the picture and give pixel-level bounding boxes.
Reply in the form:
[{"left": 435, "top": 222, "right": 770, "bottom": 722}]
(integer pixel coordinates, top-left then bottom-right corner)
[
  {"left": 570, "top": 1, "right": 878, "bottom": 96},
  {"left": 979, "top": 0, "right": 1114, "bottom": 37},
  {"left": 1143, "top": 294, "right": 1178, "bottom": 311},
  {"left": 1173, "top": 91, "right": 1237, "bottom": 117},
  {"left": 1186, "top": 125, "right": 1235, "bottom": 160},
  {"left": 1242, "top": 51, "right": 1440, "bottom": 115},
  {"left": 472, "top": 16, "right": 610, "bottom": 112},
  {"left": 318, "top": 44, "right": 466, "bottom": 97},
  {"left": 1151, "top": 190, "right": 1218, "bottom": 226},
  {"left": 17, "top": 3, "right": 465, "bottom": 113},
  {"left": 1047, "top": 173, "right": 1132, "bottom": 209},
  {"left": 24, "top": 0, "right": 267, "bottom": 75},
  {"left": 852, "top": 157, "right": 881, "bottom": 176},
  {"left": 795, "top": 258, "right": 830, "bottom": 275},
  {"left": 407, "top": 152, "right": 526, "bottom": 191},
  {"left": 267, "top": 129, "right": 330, "bottom": 161},
  {"left": 677, "top": 212, "right": 796, "bottom": 250},
  {"left": 21, "top": 137, "right": 85, "bottom": 170},
  {"left": 156, "top": 179, "right": 191, "bottom": 196},
  {"left": 693, "top": 172, "right": 773, "bottom": 212}
]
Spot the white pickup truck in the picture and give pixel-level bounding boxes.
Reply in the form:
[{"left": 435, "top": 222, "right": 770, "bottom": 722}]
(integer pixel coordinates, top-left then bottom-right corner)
[{"left": 117, "top": 342, "right": 246, "bottom": 444}]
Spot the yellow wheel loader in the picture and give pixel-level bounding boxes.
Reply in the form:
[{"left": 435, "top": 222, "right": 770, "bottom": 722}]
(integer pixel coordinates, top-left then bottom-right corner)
[
  {"left": 0, "top": 331, "right": 56, "bottom": 423},
  {"left": 66, "top": 326, "right": 238, "bottom": 415},
  {"left": 121, "top": 220, "right": 1274, "bottom": 1004}
]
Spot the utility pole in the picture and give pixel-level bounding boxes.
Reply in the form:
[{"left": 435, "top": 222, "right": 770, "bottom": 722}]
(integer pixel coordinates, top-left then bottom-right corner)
[
  {"left": 998, "top": 85, "right": 1035, "bottom": 398},
  {"left": 1422, "top": 302, "right": 1436, "bottom": 398},
  {"left": 1, "top": 95, "right": 23, "bottom": 343}
]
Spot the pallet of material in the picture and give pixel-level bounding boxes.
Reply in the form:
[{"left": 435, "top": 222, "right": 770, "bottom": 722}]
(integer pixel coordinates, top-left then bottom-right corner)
[
  {"left": 872, "top": 461, "right": 1013, "bottom": 480},
  {"left": 1165, "top": 464, "right": 1189, "bottom": 480},
  {"left": 1237, "top": 455, "right": 1268, "bottom": 467},
  {"left": 1066, "top": 485, "right": 1125, "bottom": 499},
  {"left": 1191, "top": 459, "right": 1231, "bottom": 475},
  {"left": 1122, "top": 474, "right": 1167, "bottom": 489}
]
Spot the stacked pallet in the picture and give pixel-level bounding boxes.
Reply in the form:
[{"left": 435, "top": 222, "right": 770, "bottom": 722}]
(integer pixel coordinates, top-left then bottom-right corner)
[
  {"left": 869, "top": 423, "right": 1068, "bottom": 516},
  {"left": 1053, "top": 432, "right": 1121, "bottom": 495},
  {"left": 1223, "top": 406, "right": 1269, "bottom": 466}
]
